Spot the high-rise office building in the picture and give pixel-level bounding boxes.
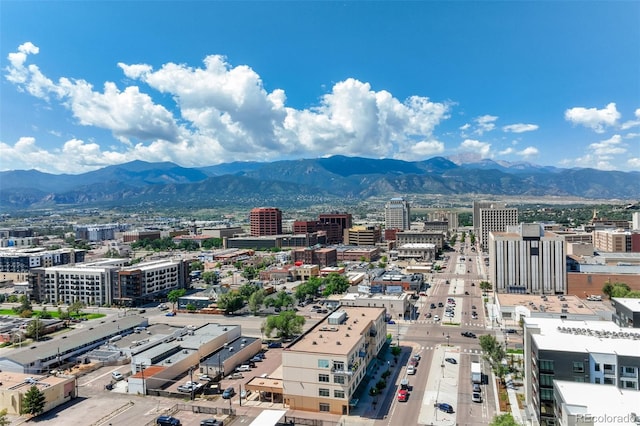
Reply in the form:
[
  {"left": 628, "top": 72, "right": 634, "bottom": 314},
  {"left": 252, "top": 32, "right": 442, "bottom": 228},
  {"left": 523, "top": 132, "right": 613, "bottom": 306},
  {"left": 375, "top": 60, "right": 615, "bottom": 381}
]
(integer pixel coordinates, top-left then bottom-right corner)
[
  {"left": 250, "top": 207, "right": 282, "bottom": 237},
  {"left": 478, "top": 203, "right": 518, "bottom": 250},
  {"left": 385, "top": 198, "right": 411, "bottom": 230},
  {"left": 489, "top": 223, "right": 566, "bottom": 294}
]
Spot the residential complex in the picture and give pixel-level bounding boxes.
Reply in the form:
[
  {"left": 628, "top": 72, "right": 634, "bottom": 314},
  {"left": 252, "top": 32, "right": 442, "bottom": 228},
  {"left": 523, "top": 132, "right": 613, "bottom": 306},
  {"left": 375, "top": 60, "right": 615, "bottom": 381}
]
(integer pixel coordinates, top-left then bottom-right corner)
[
  {"left": 1, "top": 248, "right": 86, "bottom": 284},
  {"left": 282, "top": 307, "right": 387, "bottom": 414},
  {"left": 523, "top": 317, "right": 640, "bottom": 426}
]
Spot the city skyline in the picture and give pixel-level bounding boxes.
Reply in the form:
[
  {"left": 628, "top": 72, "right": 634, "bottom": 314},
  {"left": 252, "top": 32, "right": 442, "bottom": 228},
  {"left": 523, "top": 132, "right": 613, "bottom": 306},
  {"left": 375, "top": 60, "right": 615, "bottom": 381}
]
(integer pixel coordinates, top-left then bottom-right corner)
[{"left": 1, "top": 1, "right": 639, "bottom": 175}]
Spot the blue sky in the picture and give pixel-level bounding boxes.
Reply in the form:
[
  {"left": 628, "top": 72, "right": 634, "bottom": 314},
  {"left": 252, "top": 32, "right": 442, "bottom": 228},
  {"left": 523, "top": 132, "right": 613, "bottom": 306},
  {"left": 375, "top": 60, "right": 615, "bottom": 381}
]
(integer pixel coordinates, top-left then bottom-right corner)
[{"left": 1, "top": 1, "right": 639, "bottom": 174}]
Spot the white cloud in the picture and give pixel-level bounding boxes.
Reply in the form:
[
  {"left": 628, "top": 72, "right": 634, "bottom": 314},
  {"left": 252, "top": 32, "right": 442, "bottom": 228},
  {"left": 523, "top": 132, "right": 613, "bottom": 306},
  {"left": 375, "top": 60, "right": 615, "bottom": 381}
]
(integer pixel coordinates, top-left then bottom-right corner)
[
  {"left": 588, "top": 134, "right": 626, "bottom": 156},
  {"left": 498, "top": 147, "right": 514, "bottom": 155},
  {"left": 4, "top": 43, "right": 452, "bottom": 172},
  {"left": 621, "top": 108, "right": 640, "bottom": 130},
  {"left": 517, "top": 146, "right": 539, "bottom": 158},
  {"left": 474, "top": 115, "right": 498, "bottom": 135},
  {"left": 502, "top": 123, "right": 539, "bottom": 133},
  {"left": 564, "top": 103, "right": 620, "bottom": 133},
  {"left": 459, "top": 139, "right": 491, "bottom": 157},
  {"left": 628, "top": 157, "right": 640, "bottom": 168}
]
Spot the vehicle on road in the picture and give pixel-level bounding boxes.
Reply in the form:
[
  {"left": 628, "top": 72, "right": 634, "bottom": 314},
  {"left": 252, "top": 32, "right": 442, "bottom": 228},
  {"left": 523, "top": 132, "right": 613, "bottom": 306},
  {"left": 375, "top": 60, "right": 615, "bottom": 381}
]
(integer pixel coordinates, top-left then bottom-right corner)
[
  {"left": 200, "top": 419, "right": 222, "bottom": 426},
  {"left": 437, "top": 403, "right": 454, "bottom": 413},
  {"left": 472, "top": 392, "right": 482, "bottom": 403},
  {"left": 433, "top": 315, "right": 440, "bottom": 322},
  {"left": 165, "top": 311, "right": 176, "bottom": 317},
  {"left": 157, "top": 415, "right": 181, "bottom": 426},
  {"left": 471, "top": 361, "right": 482, "bottom": 384},
  {"left": 407, "top": 365, "right": 416, "bottom": 375},
  {"left": 240, "top": 389, "right": 251, "bottom": 399},
  {"left": 445, "top": 358, "right": 457, "bottom": 364},
  {"left": 199, "top": 374, "right": 213, "bottom": 381},
  {"left": 430, "top": 303, "right": 436, "bottom": 309},
  {"left": 230, "top": 372, "right": 244, "bottom": 379},
  {"left": 236, "top": 365, "right": 251, "bottom": 372},
  {"left": 111, "top": 371, "right": 124, "bottom": 381},
  {"left": 400, "top": 378, "right": 409, "bottom": 390},
  {"left": 472, "top": 305, "right": 477, "bottom": 310},
  {"left": 222, "top": 387, "right": 235, "bottom": 399},
  {"left": 473, "top": 383, "right": 481, "bottom": 393},
  {"left": 461, "top": 331, "right": 476, "bottom": 338},
  {"left": 438, "top": 302, "right": 444, "bottom": 307},
  {"left": 267, "top": 341, "right": 282, "bottom": 348},
  {"left": 425, "top": 313, "right": 432, "bottom": 318},
  {"left": 397, "top": 389, "right": 409, "bottom": 402},
  {"left": 250, "top": 355, "right": 263, "bottom": 363}
]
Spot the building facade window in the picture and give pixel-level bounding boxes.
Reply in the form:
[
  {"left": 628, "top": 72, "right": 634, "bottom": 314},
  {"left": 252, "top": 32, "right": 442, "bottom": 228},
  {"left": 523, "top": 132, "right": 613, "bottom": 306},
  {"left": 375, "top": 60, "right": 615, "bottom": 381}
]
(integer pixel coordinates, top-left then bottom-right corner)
[
  {"left": 573, "top": 362, "right": 584, "bottom": 373},
  {"left": 334, "top": 390, "right": 345, "bottom": 398},
  {"left": 318, "top": 359, "right": 329, "bottom": 368},
  {"left": 574, "top": 376, "right": 585, "bottom": 382},
  {"left": 319, "top": 388, "right": 330, "bottom": 397},
  {"left": 594, "top": 363, "right": 600, "bottom": 371},
  {"left": 604, "top": 377, "right": 614, "bottom": 385},
  {"left": 540, "top": 388, "right": 554, "bottom": 401},
  {"left": 319, "top": 374, "right": 329, "bottom": 383},
  {"left": 540, "top": 374, "right": 554, "bottom": 387},
  {"left": 319, "top": 403, "right": 330, "bottom": 412},
  {"left": 334, "top": 375, "right": 345, "bottom": 384},
  {"left": 539, "top": 360, "right": 554, "bottom": 372},
  {"left": 595, "top": 378, "right": 601, "bottom": 384}
]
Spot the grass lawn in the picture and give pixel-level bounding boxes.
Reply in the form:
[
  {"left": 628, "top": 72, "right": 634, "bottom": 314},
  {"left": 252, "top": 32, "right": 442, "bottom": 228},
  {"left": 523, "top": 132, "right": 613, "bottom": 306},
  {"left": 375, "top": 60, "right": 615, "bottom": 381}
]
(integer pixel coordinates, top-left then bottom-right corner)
[{"left": 0, "top": 309, "right": 105, "bottom": 320}]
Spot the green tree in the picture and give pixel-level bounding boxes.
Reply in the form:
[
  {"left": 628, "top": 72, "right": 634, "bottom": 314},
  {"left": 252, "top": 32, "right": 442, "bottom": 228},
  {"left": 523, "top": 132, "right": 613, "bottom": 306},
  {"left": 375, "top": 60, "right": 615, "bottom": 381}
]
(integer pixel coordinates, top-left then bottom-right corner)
[
  {"left": 26, "top": 319, "right": 46, "bottom": 340},
  {"left": 248, "top": 289, "right": 266, "bottom": 315},
  {"left": 202, "top": 238, "right": 223, "bottom": 249},
  {"left": 38, "top": 306, "right": 52, "bottom": 319},
  {"left": 602, "top": 282, "right": 614, "bottom": 298},
  {"left": 264, "top": 310, "right": 305, "bottom": 339},
  {"left": 322, "top": 273, "right": 350, "bottom": 297},
  {"left": 270, "top": 291, "right": 294, "bottom": 309},
  {"left": 21, "top": 385, "right": 46, "bottom": 416},
  {"left": 167, "top": 288, "right": 187, "bottom": 311},
  {"left": 202, "top": 271, "right": 219, "bottom": 285},
  {"left": 611, "top": 283, "right": 631, "bottom": 298},
  {"left": 13, "top": 294, "right": 32, "bottom": 315},
  {"left": 0, "top": 408, "right": 10, "bottom": 426},
  {"left": 217, "top": 291, "right": 244, "bottom": 314},
  {"left": 239, "top": 283, "right": 260, "bottom": 300},
  {"left": 490, "top": 413, "right": 519, "bottom": 426},
  {"left": 295, "top": 276, "right": 322, "bottom": 301},
  {"left": 625, "top": 290, "right": 640, "bottom": 298},
  {"left": 479, "top": 281, "right": 493, "bottom": 292},
  {"left": 190, "top": 261, "right": 204, "bottom": 272},
  {"left": 185, "top": 303, "right": 196, "bottom": 312},
  {"left": 69, "top": 301, "right": 85, "bottom": 317},
  {"left": 241, "top": 266, "right": 258, "bottom": 281}
]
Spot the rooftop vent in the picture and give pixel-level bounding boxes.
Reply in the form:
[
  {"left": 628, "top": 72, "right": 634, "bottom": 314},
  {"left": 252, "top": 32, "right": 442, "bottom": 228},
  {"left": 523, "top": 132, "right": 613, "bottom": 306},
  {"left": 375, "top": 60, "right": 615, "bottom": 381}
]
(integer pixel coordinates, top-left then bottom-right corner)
[
  {"left": 312, "top": 341, "right": 317, "bottom": 345},
  {"left": 336, "top": 341, "right": 341, "bottom": 345}
]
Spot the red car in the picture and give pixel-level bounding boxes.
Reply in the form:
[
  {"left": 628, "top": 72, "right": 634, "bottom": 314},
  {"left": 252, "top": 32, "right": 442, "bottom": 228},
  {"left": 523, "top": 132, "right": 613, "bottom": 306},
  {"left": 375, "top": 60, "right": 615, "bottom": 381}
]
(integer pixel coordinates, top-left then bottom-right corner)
[{"left": 397, "top": 389, "right": 409, "bottom": 402}]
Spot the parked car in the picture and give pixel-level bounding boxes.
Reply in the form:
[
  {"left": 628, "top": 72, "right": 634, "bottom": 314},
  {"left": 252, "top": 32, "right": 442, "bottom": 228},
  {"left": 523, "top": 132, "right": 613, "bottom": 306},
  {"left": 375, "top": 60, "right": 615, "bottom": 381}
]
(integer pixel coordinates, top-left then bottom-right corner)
[
  {"left": 472, "top": 392, "right": 482, "bottom": 403},
  {"left": 433, "top": 315, "right": 440, "bottom": 322},
  {"left": 444, "top": 357, "right": 457, "bottom": 364},
  {"left": 157, "top": 415, "right": 181, "bottom": 426},
  {"left": 200, "top": 419, "right": 222, "bottom": 426},
  {"left": 111, "top": 371, "right": 124, "bottom": 381},
  {"left": 267, "top": 342, "right": 282, "bottom": 348},
  {"left": 250, "top": 356, "right": 263, "bottom": 363},
  {"left": 236, "top": 365, "right": 251, "bottom": 372},
  {"left": 199, "top": 374, "right": 213, "bottom": 381},
  {"left": 397, "top": 389, "right": 409, "bottom": 402},
  {"left": 437, "top": 403, "right": 454, "bottom": 413},
  {"left": 222, "top": 387, "right": 235, "bottom": 399},
  {"left": 387, "top": 320, "right": 396, "bottom": 325},
  {"left": 425, "top": 313, "right": 432, "bottom": 318},
  {"left": 407, "top": 365, "right": 416, "bottom": 375},
  {"left": 165, "top": 311, "right": 176, "bottom": 317},
  {"left": 240, "top": 389, "right": 251, "bottom": 399},
  {"left": 230, "top": 372, "right": 244, "bottom": 379},
  {"left": 438, "top": 302, "right": 444, "bottom": 307},
  {"left": 471, "top": 305, "right": 477, "bottom": 310},
  {"left": 473, "top": 383, "right": 481, "bottom": 393},
  {"left": 430, "top": 303, "right": 436, "bottom": 309}
]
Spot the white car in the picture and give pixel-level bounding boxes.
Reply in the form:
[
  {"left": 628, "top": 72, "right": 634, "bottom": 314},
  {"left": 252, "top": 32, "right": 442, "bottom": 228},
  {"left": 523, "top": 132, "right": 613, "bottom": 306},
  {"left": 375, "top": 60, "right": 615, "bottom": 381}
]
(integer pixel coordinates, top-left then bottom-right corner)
[
  {"left": 111, "top": 372, "right": 124, "bottom": 381},
  {"left": 236, "top": 365, "right": 251, "bottom": 372},
  {"left": 433, "top": 315, "right": 440, "bottom": 322},
  {"left": 407, "top": 365, "right": 416, "bottom": 375}
]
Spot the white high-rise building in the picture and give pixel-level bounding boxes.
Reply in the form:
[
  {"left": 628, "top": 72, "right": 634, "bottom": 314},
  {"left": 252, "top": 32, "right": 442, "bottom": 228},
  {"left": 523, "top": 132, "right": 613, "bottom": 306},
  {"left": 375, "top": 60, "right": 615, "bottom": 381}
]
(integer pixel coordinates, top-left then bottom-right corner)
[
  {"left": 489, "top": 223, "right": 566, "bottom": 294},
  {"left": 385, "top": 197, "right": 411, "bottom": 230},
  {"left": 632, "top": 212, "right": 640, "bottom": 231}
]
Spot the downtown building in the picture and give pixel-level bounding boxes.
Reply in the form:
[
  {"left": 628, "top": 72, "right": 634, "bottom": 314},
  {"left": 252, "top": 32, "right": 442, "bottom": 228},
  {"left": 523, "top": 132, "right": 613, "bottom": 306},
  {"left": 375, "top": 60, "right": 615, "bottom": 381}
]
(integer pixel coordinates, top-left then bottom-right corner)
[
  {"left": 473, "top": 201, "right": 519, "bottom": 250},
  {"left": 1, "top": 248, "right": 86, "bottom": 284},
  {"left": 250, "top": 207, "right": 283, "bottom": 236},
  {"left": 384, "top": 197, "right": 411, "bottom": 231},
  {"left": 523, "top": 317, "right": 640, "bottom": 426},
  {"left": 282, "top": 306, "right": 387, "bottom": 414},
  {"left": 488, "top": 223, "right": 566, "bottom": 294}
]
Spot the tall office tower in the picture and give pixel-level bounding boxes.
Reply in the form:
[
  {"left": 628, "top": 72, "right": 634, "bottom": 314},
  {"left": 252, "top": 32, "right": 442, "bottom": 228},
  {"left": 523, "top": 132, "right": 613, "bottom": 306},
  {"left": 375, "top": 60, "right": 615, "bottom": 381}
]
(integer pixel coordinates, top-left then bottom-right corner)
[
  {"left": 473, "top": 201, "right": 505, "bottom": 232},
  {"left": 478, "top": 203, "right": 518, "bottom": 250},
  {"left": 385, "top": 197, "right": 411, "bottom": 230},
  {"left": 489, "top": 223, "right": 566, "bottom": 294},
  {"left": 250, "top": 207, "right": 282, "bottom": 236},
  {"left": 319, "top": 212, "right": 353, "bottom": 244},
  {"left": 633, "top": 212, "right": 640, "bottom": 231}
]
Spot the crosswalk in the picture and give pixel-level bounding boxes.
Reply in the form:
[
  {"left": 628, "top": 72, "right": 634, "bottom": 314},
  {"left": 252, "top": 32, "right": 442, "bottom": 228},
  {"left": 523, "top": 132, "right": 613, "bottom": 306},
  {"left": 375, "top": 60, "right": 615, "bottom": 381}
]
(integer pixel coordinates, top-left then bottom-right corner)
[
  {"left": 411, "top": 320, "right": 485, "bottom": 327},
  {"left": 408, "top": 345, "right": 485, "bottom": 355}
]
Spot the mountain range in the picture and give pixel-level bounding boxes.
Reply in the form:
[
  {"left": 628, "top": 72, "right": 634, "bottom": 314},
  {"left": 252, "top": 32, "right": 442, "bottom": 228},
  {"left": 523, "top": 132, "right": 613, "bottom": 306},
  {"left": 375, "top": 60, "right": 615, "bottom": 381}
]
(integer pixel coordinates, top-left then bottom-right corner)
[{"left": 1, "top": 156, "right": 638, "bottom": 211}]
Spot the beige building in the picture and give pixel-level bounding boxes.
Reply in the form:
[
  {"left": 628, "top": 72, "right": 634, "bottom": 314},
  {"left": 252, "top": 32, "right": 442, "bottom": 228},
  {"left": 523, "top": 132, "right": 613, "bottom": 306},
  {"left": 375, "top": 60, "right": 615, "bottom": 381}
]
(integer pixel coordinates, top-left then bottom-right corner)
[
  {"left": 0, "top": 372, "right": 76, "bottom": 415},
  {"left": 282, "top": 307, "right": 387, "bottom": 415},
  {"left": 344, "top": 225, "right": 381, "bottom": 246},
  {"left": 340, "top": 293, "right": 410, "bottom": 319},
  {"left": 593, "top": 229, "right": 631, "bottom": 252}
]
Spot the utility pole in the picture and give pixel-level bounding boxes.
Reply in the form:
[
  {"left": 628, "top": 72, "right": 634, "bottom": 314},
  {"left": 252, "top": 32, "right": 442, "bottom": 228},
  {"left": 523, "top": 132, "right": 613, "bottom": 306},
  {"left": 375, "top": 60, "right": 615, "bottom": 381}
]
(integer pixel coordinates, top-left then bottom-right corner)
[{"left": 189, "top": 367, "right": 195, "bottom": 401}]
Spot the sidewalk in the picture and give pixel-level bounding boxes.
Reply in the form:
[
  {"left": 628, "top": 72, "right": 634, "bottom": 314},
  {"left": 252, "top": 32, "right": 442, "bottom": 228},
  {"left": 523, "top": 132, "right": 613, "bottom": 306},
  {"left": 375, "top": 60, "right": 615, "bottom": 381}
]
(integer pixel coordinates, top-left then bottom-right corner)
[{"left": 505, "top": 373, "right": 524, "bottom": 425}]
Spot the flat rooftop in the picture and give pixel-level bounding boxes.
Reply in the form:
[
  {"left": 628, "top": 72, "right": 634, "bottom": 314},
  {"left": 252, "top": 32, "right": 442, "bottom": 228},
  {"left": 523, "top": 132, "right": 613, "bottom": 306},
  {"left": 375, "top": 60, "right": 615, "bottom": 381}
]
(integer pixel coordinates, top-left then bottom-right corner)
[
  {"left": 525, "top": 317, "right": 640, "bottom": 356},
  {"left": 612, "top": 297, "right": 640, "bottom": 313},
  {"left": 287, "top": 306, "right": 385, "bottom": 355},
  {"left": 554, "top": 380, "right": 640, "bottom": 425},
  {"left": 0, "top": 371, "right": 70, "bottom": 392},
  {"left": 341, "top": 293, "right": 407, "bottom": 302},
  {"left": 497, "top": 294, "right": 597, "bottom": 315}
]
